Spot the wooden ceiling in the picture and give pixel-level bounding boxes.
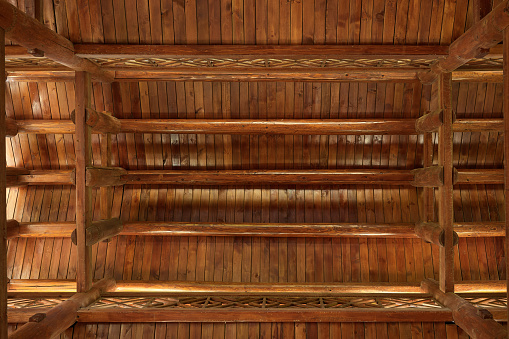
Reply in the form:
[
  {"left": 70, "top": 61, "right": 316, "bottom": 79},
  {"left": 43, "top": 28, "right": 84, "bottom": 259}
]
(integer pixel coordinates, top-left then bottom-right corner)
[{"left": 3, "top": 0, "right": 509, "bottom": 338}]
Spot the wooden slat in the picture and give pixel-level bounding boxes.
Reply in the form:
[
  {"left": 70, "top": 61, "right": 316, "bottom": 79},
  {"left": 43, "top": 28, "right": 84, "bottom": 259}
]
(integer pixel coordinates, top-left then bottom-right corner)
[
  {"left": 438, "top": 73, "right": 455, "bottom": 293},
  {"left": 75, "top": 72, "right": 93, "bottom": 293}
]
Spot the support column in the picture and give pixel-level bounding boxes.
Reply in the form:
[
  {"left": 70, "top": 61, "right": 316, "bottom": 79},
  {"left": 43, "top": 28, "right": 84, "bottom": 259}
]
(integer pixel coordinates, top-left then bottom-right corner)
[
  {"left": 503, "top": 26, "right": 509, "bottom": 333},
  {"left": 438, "top": 73, "right": 455, "bottom": 293},
  {"left": 75, "top": 72, "right": 93, "bottom": 292},
  {"left": 0, "top": 27, "right": 7, "bottom": 339}
]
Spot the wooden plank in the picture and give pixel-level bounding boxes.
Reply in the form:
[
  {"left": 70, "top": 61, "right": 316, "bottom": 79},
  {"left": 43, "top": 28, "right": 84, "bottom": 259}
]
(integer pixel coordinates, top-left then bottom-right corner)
[
  {"left": 504, "top": 25, "right": 509, "bottom": 333},
  {"left": 0, "top": 27, "right": 6, "bottom": 339},
  {"left": 75, "top": 71, "right": 93, "bottom": 293},
  {"left": 438, "top": 73, "right": 455, "bottom": 293},
  {"left": 75, "top": 308, "right": 454, "bottom": 323}
]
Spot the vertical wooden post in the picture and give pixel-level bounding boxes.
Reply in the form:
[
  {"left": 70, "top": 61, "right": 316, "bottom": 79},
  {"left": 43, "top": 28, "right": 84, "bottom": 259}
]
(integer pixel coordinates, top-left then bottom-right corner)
[
  {"left": 438, "top": 73, "right": 454, "bottom": 293},
  {"left": 100, "top": 130, "right": 113, "bottom": 220},
  {"left": 75, "top": 72, "right": 93, "bottom": 292},
  {"left": 0, "top": 27, "right": 7, "bottom": 339},
  {"left": 504, "top": 26, "right": 509, "bottom": 333}
]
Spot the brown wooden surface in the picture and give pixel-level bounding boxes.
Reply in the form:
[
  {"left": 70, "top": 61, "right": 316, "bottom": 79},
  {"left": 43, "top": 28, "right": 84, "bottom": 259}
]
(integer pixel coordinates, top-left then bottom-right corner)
[
  {"left": 5, "top": 220, "right": 19, "bottom": 240},
  {"left": 74, "top": 72, "right": 93, "bottom": 293},
  {"left": 9, "top": 278, "right": 116, "bottom": 339},
  {"left": 438, "top": 73, "right": 455, "bottom": 293},
  {"left": 421, "top": 279, "right": 507, "bottom": 339},
  {"left": 86, "top": 167, "right": 127, "bottom": 187},
  {"left": 4, "top": 118, "right": 17, "bottom": 137},
  {"left": 0, "top": 2, "right": 112, "bottom": 82},
  {"left": 70, "top": 108, "right": 121, "bottom": 134},
  {"left": 411, "top": 166, "right": 444, "bottom": 187},
  {"left": 504, "top": 25, "right": 509, "bottom": 336},
  {"left": 10, "top": 118, "right": 506, "bottom": 135},
  {"left": 0, "top": 27, "right": 6, "bottom": 339},
  {"left": 414, "top": 222, "right": 459, "bottom": 247},
  {"left": 70, "top": 219, "right": 123, "bottom": 246},
  {"left": 415, "top": 110, "right": 443, "bottom": 133}
]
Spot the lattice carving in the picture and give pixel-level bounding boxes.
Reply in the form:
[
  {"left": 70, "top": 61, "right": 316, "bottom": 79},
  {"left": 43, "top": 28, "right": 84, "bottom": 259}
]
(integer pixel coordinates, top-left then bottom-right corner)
[
  {"left": 8, "top": 298, "right": 66, "bottom": 309},
  {"left": 85, "top": 296, "right": 443, "bottom": 310},
  {"left": 464, "top": 296, "right": 507, "bottom": 308}
]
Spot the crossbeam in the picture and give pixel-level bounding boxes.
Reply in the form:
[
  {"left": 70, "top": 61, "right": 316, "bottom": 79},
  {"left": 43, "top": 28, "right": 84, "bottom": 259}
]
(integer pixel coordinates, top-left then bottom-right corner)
[{"left": 5, "top": 221, "right": 505, "bottom": 238}]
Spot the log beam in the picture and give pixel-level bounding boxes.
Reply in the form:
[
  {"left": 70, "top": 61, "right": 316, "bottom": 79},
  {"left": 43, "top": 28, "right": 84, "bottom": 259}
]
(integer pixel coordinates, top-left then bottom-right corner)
[
  {"left": 0, "top": 27, "right": 6, "bottom": 339},
  {"left": 4, "top": 168, "right": 505, "bottom": 186},
  {"left": 438, "top": 73, "right": 455, "bottom": 293},
  {"left": 6, "top": 221, "right": 506, "bottom": 238},
  {"left": 85, "top": 167, "right": 127, "bottom": 187},
  {"left": 411, "top": 166, "right": 444, "bottom": 187},
  {"left": 414, "top": 222, "right": 459, "bottom": 246},
  {"left": 421, "top": 279, "right": 507, "bottom": 339},
  {"left": 503, "top": 25, "right": 509, "bottom": 335},
  {"left": 5, "top": 118, "right": 504, "bottom": 135},
  {"left": 74, "top": 71, "right": 93, "bottom": 293},
  {"left": 6, "top": 279, "right": 507, "bottom": 295},
  {"left": 415, "top": 110, "right": 443, "bottom": 133},
  {"left": 70, "top": 108, "right": 121, "bottom": 134},
  {"left": 70, "top": 218, "right": 123, "bottom": 246},
  {"left": 8, "top": 278, "right": 116, "bottom": 339},
  {"left": 419, "top": 1, "right": 509, "bottom": 84},
  {"left": 0, "top": 2, "right": 112, "bottom": 82}
]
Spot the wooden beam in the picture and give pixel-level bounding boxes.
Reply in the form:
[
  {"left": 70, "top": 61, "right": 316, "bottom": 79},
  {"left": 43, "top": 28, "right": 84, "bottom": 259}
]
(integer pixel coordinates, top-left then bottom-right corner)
[
  {"left": 9, "top": 278, "right": 116, "bottom": 339},
  {"left": 438, "top": 73, "right": 455, "bottom": 293},
  {"left": 411, "top": 166, "right": 444, "bottom": 187},
  {"left": 0, "top": 27, "right": 6, "bottom": 339},
  {"left": 504, "top": 25, "right": 509, "bottom": 335},
  {"left": 419, "top": 0, "right": 509, "bottom": 84},
  {"left": 7, "top": 118, "right": 504, "bottom": 135},
  {"left": 70, "top": 44, "right": 450, "bottom": 59},
  {"left": 6, "top": 279, "right": 508, "bottom": 295},
  {"left": 73, "top": 308, "right": 453, "bottom": 323},
  {"left": 70, "top": 108, "right": 121, "bottom": 134},
  {"left": 0, "top": 2, "right": 112, "bottom": 82},
  {"left": 421, "top": 279, "right": 507, "bottom": 339},
  {"left": 414, "top": 222, "right": 459, "bottom": 246},
  {"left": 70, "top": 218, "right": 123, "bottom": 246},
  {"left": 415, "top": 110, "right": 443, "bottom": 133},
  {"left": 8, "top": 220, "right": 506, "bottom": 238},
  {"left": 74, "top": 72, "right": 93, "bottom": 293},
  {"left": 4, "top": 168, "right": 504, "bottom": 187}
]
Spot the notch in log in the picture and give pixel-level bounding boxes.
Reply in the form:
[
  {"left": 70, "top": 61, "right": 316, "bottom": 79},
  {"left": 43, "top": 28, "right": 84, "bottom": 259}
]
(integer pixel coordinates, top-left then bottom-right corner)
[
  {"left": 5, "top": 117, "right": 18, "bottom": 137},
  {"left": 415, "top": 110, "right": 443, "bottom": 133},
  {"left": 71, "top": 108, "right": 121, "bottom": 134},
  {"left": 86, "top": 167, "right": 127, "bottom": 187},
  {"left": 411, "top": 166, "right": 444, "bottom": 187},
  {"left": 28, "top": 313, "right": 46, "bottom": 323},
  {"left": 6, "top": 219, "right": 20, "bottom": 239},
  {"left": 415, "top": 222, "right": 459, "bottom": 247},
  {"left": 71, "top": 218, "right": 123, "bottom": 246}
]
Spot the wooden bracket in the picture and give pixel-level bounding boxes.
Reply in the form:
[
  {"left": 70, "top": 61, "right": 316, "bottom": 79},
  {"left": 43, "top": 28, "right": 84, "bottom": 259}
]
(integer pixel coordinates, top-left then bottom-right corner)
[
  {"left": 85, "top": 167, "right": 127, "bottom": 187},
  {"left": 5, "top": 117, "right": 18, "bottom": 137},
  {"left": 414, "top": 222, "right": 459, "bottom": 247},
  {"left": 415, "top": 110, "right": 443, "bottom": 133},
  {"left": 71, "top": 218, "right": 123, "bottom": 246},
  {"left": 411, "top": 166, "right": 444, "bottom": 187},
  {"left": 6, "top": 219, "right": 20, "bottom": 239},
  {"left": 71, "top": 108, "right": 121, "bottom": 134}
]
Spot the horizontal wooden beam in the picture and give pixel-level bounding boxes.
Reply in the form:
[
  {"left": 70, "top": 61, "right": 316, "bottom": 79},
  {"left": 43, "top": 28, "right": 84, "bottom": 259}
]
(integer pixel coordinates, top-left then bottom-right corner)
[
  {"left": 6, "top": 168, "right": 503, "bottom": 187},
  {"left": 7, "top": 279, "right": 507, "bottom": 295},
  {"left": 411, "top": 166, "right": 444, "bottom": 187},
  {"left": 415, "top": 222, "right": 459, "bottom": 246},
  {"left": 70, "top": 108, "right": 121, "bottom": 134},
  {"left": 0, "top": 2, "right": 112, "bottom": 82},
  {"left": 6, "top": 118, "right": 504, "bottom": 136},
  {"left": 9, "top": 221, "right": 506, "bottom": 239}
]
